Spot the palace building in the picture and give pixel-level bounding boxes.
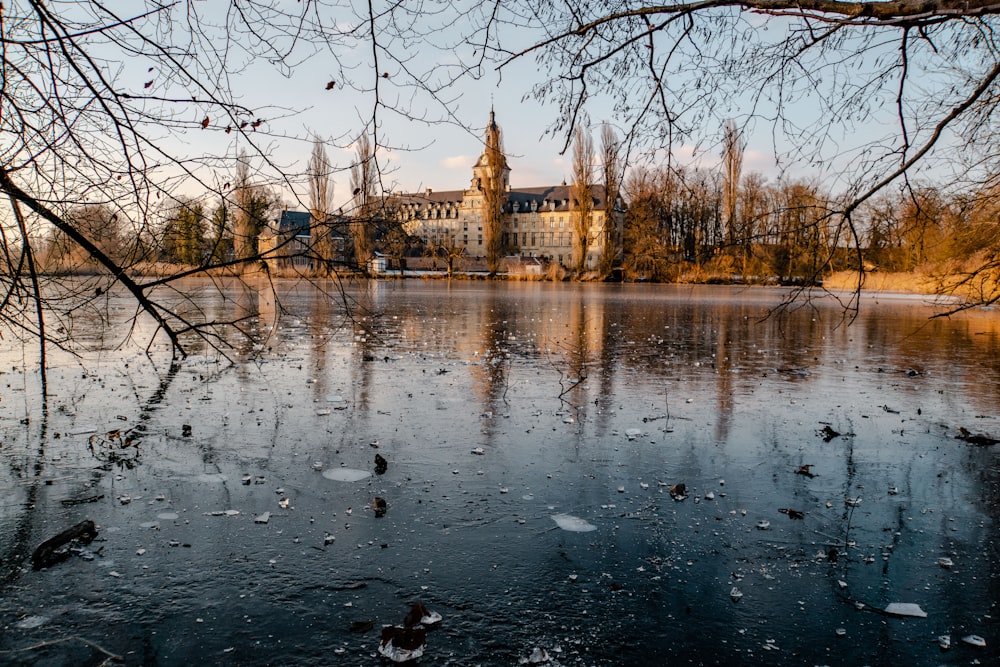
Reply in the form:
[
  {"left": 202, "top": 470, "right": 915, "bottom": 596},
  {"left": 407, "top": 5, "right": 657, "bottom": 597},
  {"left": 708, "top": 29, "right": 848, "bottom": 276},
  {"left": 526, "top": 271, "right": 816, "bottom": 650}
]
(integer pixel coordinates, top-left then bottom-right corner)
[{"left": 395, "top": 111, "right": 623, "bottom": 271}]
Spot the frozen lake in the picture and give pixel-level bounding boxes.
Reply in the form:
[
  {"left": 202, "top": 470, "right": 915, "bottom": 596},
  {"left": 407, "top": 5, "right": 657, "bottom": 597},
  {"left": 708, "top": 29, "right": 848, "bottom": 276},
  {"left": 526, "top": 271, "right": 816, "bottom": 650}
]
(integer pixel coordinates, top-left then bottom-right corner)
[{"left": 1, "top": 280, "right": 998, "bottom": 665}]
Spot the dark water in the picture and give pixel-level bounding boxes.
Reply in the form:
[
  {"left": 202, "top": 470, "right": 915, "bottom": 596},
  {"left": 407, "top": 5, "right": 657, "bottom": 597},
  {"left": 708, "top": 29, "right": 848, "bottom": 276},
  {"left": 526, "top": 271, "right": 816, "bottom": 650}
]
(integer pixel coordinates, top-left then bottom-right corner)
[{"left": 1, "top": 280, "right": 998, "bottom": 665}]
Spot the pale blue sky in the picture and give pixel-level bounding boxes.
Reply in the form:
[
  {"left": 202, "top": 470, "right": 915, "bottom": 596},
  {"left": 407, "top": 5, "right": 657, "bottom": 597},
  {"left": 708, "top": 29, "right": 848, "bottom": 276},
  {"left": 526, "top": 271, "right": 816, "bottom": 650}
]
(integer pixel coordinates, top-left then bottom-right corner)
[
  {"left": 146, "top": 2, "right": 802, "bottom": 211},
  {"left": 124, "top": 2, "right": 948, "bottom": 211}
]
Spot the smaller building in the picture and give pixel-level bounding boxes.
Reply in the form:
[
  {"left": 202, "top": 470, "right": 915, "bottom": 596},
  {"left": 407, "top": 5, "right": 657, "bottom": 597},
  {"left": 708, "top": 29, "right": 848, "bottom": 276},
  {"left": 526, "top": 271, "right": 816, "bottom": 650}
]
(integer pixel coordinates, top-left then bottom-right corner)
[{"left": 259, "top": 208, "right": 347, "bottom": 271}]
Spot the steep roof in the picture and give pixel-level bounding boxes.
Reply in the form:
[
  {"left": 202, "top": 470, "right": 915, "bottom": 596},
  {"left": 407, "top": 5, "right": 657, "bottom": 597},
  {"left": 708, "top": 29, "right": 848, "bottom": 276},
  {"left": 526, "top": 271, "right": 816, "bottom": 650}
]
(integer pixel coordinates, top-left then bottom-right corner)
[
  {"left": 277, "top": 209, "right": 311, "bottom": 236},
  {"left": 394, "top": 183, "right": 615, "bottom": 213}
]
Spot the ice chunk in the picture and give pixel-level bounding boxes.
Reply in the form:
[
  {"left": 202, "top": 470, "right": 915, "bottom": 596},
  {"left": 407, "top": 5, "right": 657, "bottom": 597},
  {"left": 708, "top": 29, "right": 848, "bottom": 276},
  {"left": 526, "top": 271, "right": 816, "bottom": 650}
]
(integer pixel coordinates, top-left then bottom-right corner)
[
  {"left": 519, "top": 647, "right": 550, "bottom": 664},
  {"left": 937, "top": 557, "right": 954, "bottom": 568},
  {"left": 322, "top": 468, "right": 371, "bottom": 482},
  {"left": 625, "top": 428, "right": 642, "bottom": 441},
  {"left": 962, "top": 634, "right": 986, "bottom": 648},
  {"left": 883, "top": 602, "right": 927, "bottom": 618},
  {"left": 379, "top": 626, "right": 426, "bottom": 663},
  {"left": 730, "top": 587, "right": 743, "bottom": 602},
  {"left": 938, "top": 635, "right": 951, "bottom": 650},
  {"left": 255, "top": 512, "right": 271, "bottom": 524},
  {"left": 15, "top": 615, "right": 49, "bottom": 629},
  {"left": 551, "top": 513, "right": 597, "bottom": 532}
]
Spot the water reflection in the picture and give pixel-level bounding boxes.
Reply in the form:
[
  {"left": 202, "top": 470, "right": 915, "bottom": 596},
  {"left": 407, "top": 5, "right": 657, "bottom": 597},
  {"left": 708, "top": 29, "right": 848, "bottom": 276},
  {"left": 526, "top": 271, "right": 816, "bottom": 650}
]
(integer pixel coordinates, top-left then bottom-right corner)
[{"left": 1, "top": 282, "right": 998, "bottom": 665}]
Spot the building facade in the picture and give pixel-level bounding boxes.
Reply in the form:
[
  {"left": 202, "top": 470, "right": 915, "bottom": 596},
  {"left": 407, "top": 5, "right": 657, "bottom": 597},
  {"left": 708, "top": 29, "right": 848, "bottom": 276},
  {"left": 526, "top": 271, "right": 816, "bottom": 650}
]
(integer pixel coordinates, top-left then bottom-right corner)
[{"left": 396, "top": 112, "right": 623, "bottom": 271}]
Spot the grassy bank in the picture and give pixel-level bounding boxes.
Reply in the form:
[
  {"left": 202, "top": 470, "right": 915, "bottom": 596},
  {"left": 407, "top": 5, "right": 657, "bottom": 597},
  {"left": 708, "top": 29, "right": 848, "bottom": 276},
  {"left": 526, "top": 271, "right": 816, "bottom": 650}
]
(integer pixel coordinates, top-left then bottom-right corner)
[{"left": 823, "top": 270, "right": 941, "bottom": 295}]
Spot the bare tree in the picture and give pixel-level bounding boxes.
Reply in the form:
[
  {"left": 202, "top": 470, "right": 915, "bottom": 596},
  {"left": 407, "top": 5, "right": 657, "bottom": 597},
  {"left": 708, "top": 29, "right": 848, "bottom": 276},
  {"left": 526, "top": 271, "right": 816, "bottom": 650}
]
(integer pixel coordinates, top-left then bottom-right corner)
[
  {"left": 571, "top": 126, "right": 595, "bottom": 273},
  {"left": 307, "top": 137, "right": 336, "bottom": 276},
  {"left": 721, "top": 120, "right": 744, "bottom": 251},
  {"left": 503, "top": 1, "right": 1000, "bottom": 304},
  {"left": 232, "top": 154, "right": 257, "bottom": 267},
  {"left": 350, "top": 133, "right": 377, "bottom": 273},
  {"left": 482, "top": 111, "right": 508, "bottom": 276},
  {"left": 10, "top": 0, "right": 1000, "bottom": 374},
  {"left": 0, "top": 2, "right": 510, "bottom": 362},
  {"left": 599, "top": 123, "right": 621, "bottom": 276}
]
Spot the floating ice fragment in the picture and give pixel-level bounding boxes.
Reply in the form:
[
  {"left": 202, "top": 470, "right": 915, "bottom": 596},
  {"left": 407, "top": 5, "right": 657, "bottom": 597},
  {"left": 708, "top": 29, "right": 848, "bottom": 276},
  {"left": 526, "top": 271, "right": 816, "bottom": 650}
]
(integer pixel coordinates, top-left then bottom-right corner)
[
  {"left": 471, "top": 447, "right": 485, "bottom": 455},
  {"left": 962, "top": 634, "right": 986, "bottom": 648},
  {"left": 563, "top": 416, "right": 575, "bottom": 424},
  {"left": 883, "top": 602, "right": 927, "bottom": 618},
  {"left": 888, "top": 486, "right": 899, "bottom": 495},
  {"left": 835, "top": 628, "right": 846, "bottom": 637},
  {"left": 316, "top": 409, "right": 331, "bottom": 416},
  {"left": 322, "top": 468, "right": 371, "bottom": 482},
  {"left": 639, "top": 482, "right": 649, "bottom": 490},
  {"left": 135, "top": 548, "right": 146, "bottom": 556},
  {"left": 704, "top": 491, "right": 715, "bottom": 500},
  {"left": 157, "top": 512, "right": 178, "bottom": 521},
  {"left": 625, "top": 428, "right": 642, "bottom": 441},
  {"left": 419, "top": 609, "right": 442, "bottom": 626},
  {"left": 15, "top": 615, "right": 49, "bottom": 629},
  {"left": 109, "top": 571, "right": 122, "bottom": 578},
  {"left": 845, "top": 497, "right": 862, "bottom": 507},
  {"left": 255, "top": 512, "right": 270, "bottom": 524},
  {"left": 118, "top": 495, "right": 132, "bottom": 505},
  {"left": 937, "top": 557, "right": 954, "bottom": 568},
  {"left": 312, "top": 462, "right": 323, "bottom": 471},
  {"left": 551, "top": 513, "right": 597, "bottom": 532},
  {"left": 378, "top": 626, "right": 426, "bottom": 663},
  {"left": 617, "top": 486, "right": 625, "bottom": 493},
  {"left": 730, "top": 587, "right": 743, "bottom": 602},
  {"left": 324, "top": 534, "right": 335, "bottom": 545},
  {"left": 938, "top": 635, "right": 951, "bottom": 650},
  {"left": 278, "top": 498, "right": 290, "bottom": 509},
  {"left": 499, "top": 487, "right": 509, "bottom": 494},
  {"left": 756, "top": 520, "right": 770, "bottom": 530},
  {"left": 519, "top": 647, "right": 550, "bottom": 664}
]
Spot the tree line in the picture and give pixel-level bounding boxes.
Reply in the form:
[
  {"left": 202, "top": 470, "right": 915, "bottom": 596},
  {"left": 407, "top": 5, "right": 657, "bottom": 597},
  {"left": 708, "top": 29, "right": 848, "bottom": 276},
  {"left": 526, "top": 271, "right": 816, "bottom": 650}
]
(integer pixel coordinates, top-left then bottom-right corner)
[{"left": 34, "top": 126, "right": 1000, "bottom": 298}]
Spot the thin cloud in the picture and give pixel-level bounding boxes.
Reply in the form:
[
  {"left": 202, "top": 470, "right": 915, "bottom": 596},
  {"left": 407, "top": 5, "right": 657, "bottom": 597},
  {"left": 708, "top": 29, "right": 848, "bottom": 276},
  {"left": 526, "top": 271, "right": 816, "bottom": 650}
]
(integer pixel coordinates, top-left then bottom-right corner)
[{"left": 442, "top": 155, "right": 472, "bottom": 170}]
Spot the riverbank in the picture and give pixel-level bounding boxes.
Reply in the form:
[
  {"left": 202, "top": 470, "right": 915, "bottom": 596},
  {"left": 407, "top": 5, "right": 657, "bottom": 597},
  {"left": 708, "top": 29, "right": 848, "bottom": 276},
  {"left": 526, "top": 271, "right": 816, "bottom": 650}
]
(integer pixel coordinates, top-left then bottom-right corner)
[{"left": 822, "top": 270, "right": 942, "bottom": 296}]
